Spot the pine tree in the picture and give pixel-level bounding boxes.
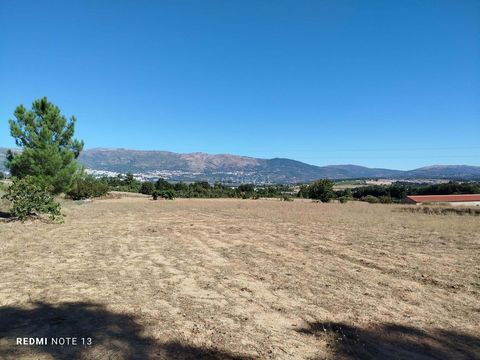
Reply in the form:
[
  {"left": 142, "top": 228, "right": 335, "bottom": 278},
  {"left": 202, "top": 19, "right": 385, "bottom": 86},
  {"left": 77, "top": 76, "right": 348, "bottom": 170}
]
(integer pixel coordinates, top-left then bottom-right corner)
[{"left": 6, "top": 97, "right": 84, "bottom": 194}]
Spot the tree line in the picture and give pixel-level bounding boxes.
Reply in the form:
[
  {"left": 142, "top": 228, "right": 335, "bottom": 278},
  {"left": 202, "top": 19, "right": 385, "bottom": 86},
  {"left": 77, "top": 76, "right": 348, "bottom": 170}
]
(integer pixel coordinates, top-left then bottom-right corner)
[
  {"left": 299, "top": 180, "right": 480, "bottom": 204},
  {"left": 97, "top": 173, "right": 292, "bottom": 200}
]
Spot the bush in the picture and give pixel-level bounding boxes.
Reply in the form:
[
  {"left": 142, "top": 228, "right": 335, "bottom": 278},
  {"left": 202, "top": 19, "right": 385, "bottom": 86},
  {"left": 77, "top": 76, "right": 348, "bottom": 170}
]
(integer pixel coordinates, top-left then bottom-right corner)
[
  {"left": 160, "top": 190, "right": 175, "bottom": 200},
  {"left": 378, "top": 196, "right": 393, "bottom": 204},
  {"left": 338, "top": 196, "right": 350, "bottom": 204},
  {"left": 140, "top": 181, "right": 155, "bottom": 195},
  {"left": 2, "top": 178, "right": 61, "bottom": 221},
  {"left": 238, "top": 184, "right": 255, "bottom": 193},
  {"left": 361, "top": 195, "right": 380, "bottom": 204},
  {"left": 66, "top": 177, "right": 109, "bottom": 200},
  {"left": 156, "top": 178, "right": 174, "bottom": 191},
  {"left": 307, "top": 179, "right": 335, "bottom": 202},
  {"left": 152, "top": 189, "right": 175, "bottom": 200},
  {"left": 282, "top": 195, "right": 293, "bottom": 201}
]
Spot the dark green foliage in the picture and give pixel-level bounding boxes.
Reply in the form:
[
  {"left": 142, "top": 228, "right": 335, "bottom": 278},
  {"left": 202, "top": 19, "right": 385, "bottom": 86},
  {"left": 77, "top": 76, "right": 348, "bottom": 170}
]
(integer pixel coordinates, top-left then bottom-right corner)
[
  {"left": 173, "top": 182, "right": 188, "bottom": 192},
  {"left": 122, "top": 179, "right": 292, "bottom": 199},
  {"left": 238, "top": 184, "right": 255, "bottom": 192},
  {"left": 0, "top": 172, "right": 5, "bottom": 180},
  {"left": 341, "top": 181, "right": 480, "bottom": 203},
  {"left": 159, "top": 189, "right": 175, "bottom": 200},
  {"left": 338, "top": 196, "right": 350, "bottom": 204},
  {"left": 101, "top": 173, "right": 141, "bottom": 192},
  {"left": 98, "top": 174, "right": 296, "bottom": 199},
  {"left": 152, "top": 189, "right": 175, "bottom": 200},
  {"left": 6, "top": 97, "right": 84, "bottom": 194},
  {"left": 349, "top": 185, "right": 390, "bottom": 199},
  {"left": 413, "top": 181, "right": 480, "bottom": 195},
  {"left": 140, "top": 181, "right": 155, "bottom": 195},
  {"left": 256, "top": 185, "right": 289, "bottom": 197},
  {"left": 378, "top": 196, "right": 393, "bottom": 204},
  {"left": 240, "top": 192, "right": 249, "bottom": 199},
  {"left": 156, "top": 178, "right": 174, "bottom": 191},
  {"left": 305, "top": 179, "right": 335, "bottom": 202},
  {"left": 282, "top": 195, "right": 293, "bottom": 201},
  {"left": 361, "top": 195, "right": 380, "bottom": 204},
  {"left": 2, "top": 178, "right": 61, "bottom": 221},
  {"left": 297, "top": 184, "right": 309, "bottom": 198},
  {"left": 66, "top": 176, "right": 109, "bottom": 200},
  {"left": 124, "top": 173, "right": 136, "bottom": 187}
]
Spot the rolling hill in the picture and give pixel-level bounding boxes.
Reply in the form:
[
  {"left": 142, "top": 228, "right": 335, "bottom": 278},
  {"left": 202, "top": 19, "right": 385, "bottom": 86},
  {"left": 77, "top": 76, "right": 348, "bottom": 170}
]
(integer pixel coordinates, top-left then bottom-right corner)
[
  {"left": 76, "top": 148, "right": 404, "bottom": 183},
  {"left": 1, "top": 147, "right": 479, "bottom": 183}
]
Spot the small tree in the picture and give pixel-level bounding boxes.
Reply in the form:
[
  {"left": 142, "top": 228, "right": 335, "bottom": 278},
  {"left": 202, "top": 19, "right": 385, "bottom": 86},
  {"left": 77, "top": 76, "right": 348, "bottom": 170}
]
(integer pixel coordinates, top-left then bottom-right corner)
[
  {"left": 156, "top": 178, "right": 173, "bottom": 191},
  {"left": 2, "top": 178, "right": 62, "bottom": 221},
  {"left": 66, "top": 176, "right": 109, "bottom": 200},
  {"left": 238, "top": 184, "right": 255, "bottom": 193},
  {"left": 140, "top": 181, "right": 155, "bottom": 195},
  {"left": 6, "top": 97, "right": 84, "bottom": 194},
  {"left": 362, "top": 195, "right": 380, "bottom": 204},
  {"left": 307, "top": 179, "right": 335, "bottom": 202}
]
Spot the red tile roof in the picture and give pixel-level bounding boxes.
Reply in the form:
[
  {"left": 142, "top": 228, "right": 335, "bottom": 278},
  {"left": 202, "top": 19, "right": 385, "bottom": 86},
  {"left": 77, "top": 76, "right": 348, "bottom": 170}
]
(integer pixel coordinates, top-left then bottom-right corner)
[{"left": 406, "top": 194, "right": 480, "bottom": 203}]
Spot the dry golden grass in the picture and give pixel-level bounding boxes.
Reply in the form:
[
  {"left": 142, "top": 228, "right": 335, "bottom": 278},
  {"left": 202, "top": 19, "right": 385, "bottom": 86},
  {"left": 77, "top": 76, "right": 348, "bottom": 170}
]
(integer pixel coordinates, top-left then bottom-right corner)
[{"left": 0, "top": 196, "right": 479, "bottom": 359}]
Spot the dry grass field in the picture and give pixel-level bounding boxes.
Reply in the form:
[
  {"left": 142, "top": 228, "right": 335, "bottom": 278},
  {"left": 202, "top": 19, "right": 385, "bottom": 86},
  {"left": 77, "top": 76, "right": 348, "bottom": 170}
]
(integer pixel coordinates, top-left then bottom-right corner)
[{"left": 0, "top": 195, "right": 479, "bottom": 359}]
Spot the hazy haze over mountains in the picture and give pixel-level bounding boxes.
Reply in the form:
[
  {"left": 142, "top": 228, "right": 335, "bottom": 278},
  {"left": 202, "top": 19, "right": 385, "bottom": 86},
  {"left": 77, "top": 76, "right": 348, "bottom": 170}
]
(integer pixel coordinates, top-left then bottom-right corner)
[{"left": 2, "top": 147, "right": 480, "bottom": 183}]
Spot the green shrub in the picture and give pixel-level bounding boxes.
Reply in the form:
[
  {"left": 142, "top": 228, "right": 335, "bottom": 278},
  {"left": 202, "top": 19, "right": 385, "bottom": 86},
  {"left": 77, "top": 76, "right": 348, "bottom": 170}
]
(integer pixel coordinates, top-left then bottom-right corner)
[
  {"left": 338, "top": 196, "right": 350, "bottom": 204},
  {"left": 156, "top": 178, "right": 174, "bottom": 191},
  {"left": 378, "top": 196, "right": 393, "bottom": 204},
  {"left": 152, "top": 189, "right": 175, "bottom": 200},
  {"left": 2, "top": 178, "right": 61, "bottom": 221},
  {"left": 140, "top": 181, "right": 155, "bottom": 195},
  {"left": 306, "top": 179, "right": 335, "bottom": 202},
  {"left": 66, "top": 177, "right": 109, "bottom": 200},
  {"left": 361, "top": 195, "right": 380, "bottom": 204},
  {"left": 238, "top": 184, "right": 255, "bottom": 192},
  {"left": 282, "top": 195, "right": 293, "bottom": 201},
  {"left": 159, "top": 189, "right": 175, "bottom": 200}
]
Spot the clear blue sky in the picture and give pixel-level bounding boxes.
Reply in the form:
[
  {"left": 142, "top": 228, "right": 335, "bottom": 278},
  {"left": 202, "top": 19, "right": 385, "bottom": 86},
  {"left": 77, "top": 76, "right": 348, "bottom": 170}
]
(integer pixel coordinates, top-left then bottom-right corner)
[{"left": 1, "top": 0, "right": 479, "bottom": 170}]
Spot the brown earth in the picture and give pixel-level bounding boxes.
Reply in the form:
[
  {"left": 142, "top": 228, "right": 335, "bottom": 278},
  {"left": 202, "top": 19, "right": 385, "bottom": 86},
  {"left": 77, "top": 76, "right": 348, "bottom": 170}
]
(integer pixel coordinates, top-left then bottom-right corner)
[{"left": 0, "top": 196, "right": 479, "bottom": 359}]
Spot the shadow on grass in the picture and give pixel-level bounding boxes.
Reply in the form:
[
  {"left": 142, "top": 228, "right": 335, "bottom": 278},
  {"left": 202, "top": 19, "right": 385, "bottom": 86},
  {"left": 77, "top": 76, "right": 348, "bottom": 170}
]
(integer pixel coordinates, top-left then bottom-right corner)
[
  {"left": 0, "top": 301, "right": 255, "bottom": 359},
  {"left": 296, "top": 321, "right": 480, "bottom": 360}
]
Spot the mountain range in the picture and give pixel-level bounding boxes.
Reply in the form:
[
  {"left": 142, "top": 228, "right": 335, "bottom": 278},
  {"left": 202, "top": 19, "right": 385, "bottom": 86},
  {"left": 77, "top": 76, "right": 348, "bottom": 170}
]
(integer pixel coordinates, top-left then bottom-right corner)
[{"left": 1, "top": 147, "right": 480, "bottom": 183}]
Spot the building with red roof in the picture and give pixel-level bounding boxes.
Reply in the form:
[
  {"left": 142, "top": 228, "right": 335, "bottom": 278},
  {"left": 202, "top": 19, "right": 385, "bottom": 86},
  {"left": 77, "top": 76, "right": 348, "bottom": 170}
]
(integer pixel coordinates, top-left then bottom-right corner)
[{"left": 405, "top": 194, "right": 480, "bottom": 206}]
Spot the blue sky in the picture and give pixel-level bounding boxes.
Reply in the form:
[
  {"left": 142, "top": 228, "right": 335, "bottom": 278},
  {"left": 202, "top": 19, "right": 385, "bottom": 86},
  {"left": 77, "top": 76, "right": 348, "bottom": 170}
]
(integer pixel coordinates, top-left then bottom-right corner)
[{"left": 1, "top": 0, "right": 479, "bottom": 170}]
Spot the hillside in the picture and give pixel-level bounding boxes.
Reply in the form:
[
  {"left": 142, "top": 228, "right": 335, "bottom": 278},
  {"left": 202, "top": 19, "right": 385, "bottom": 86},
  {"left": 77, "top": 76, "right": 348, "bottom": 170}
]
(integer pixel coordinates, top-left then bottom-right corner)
[
  {"left": 2, "top": 147, "right": 479, "bottom": 183},
  {"left": 77, "top": 148, "right": 480, "bottom": 182},
  {"left": 77, "top": 148, "right": 404, "bottom": 183}
]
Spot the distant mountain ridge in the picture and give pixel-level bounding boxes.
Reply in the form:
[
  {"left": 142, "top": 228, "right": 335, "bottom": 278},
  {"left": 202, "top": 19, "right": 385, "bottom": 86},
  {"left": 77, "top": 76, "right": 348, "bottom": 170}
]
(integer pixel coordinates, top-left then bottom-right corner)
[
  {"left": 77, "top": 148, "right": 480, "bottom": 183},
  {"left": 2, "top": 147, "right": 480, "bottom": 183}
]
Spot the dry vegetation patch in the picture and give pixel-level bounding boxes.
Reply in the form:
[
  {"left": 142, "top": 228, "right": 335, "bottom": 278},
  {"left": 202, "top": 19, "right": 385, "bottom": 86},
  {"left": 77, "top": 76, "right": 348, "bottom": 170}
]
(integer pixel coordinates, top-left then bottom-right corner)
[
  {"left": 0, "top": 197, "right": 479, "bottom": 359},
  {"left": 398, "top": 205, "right": 480, "bottom": 216}
]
